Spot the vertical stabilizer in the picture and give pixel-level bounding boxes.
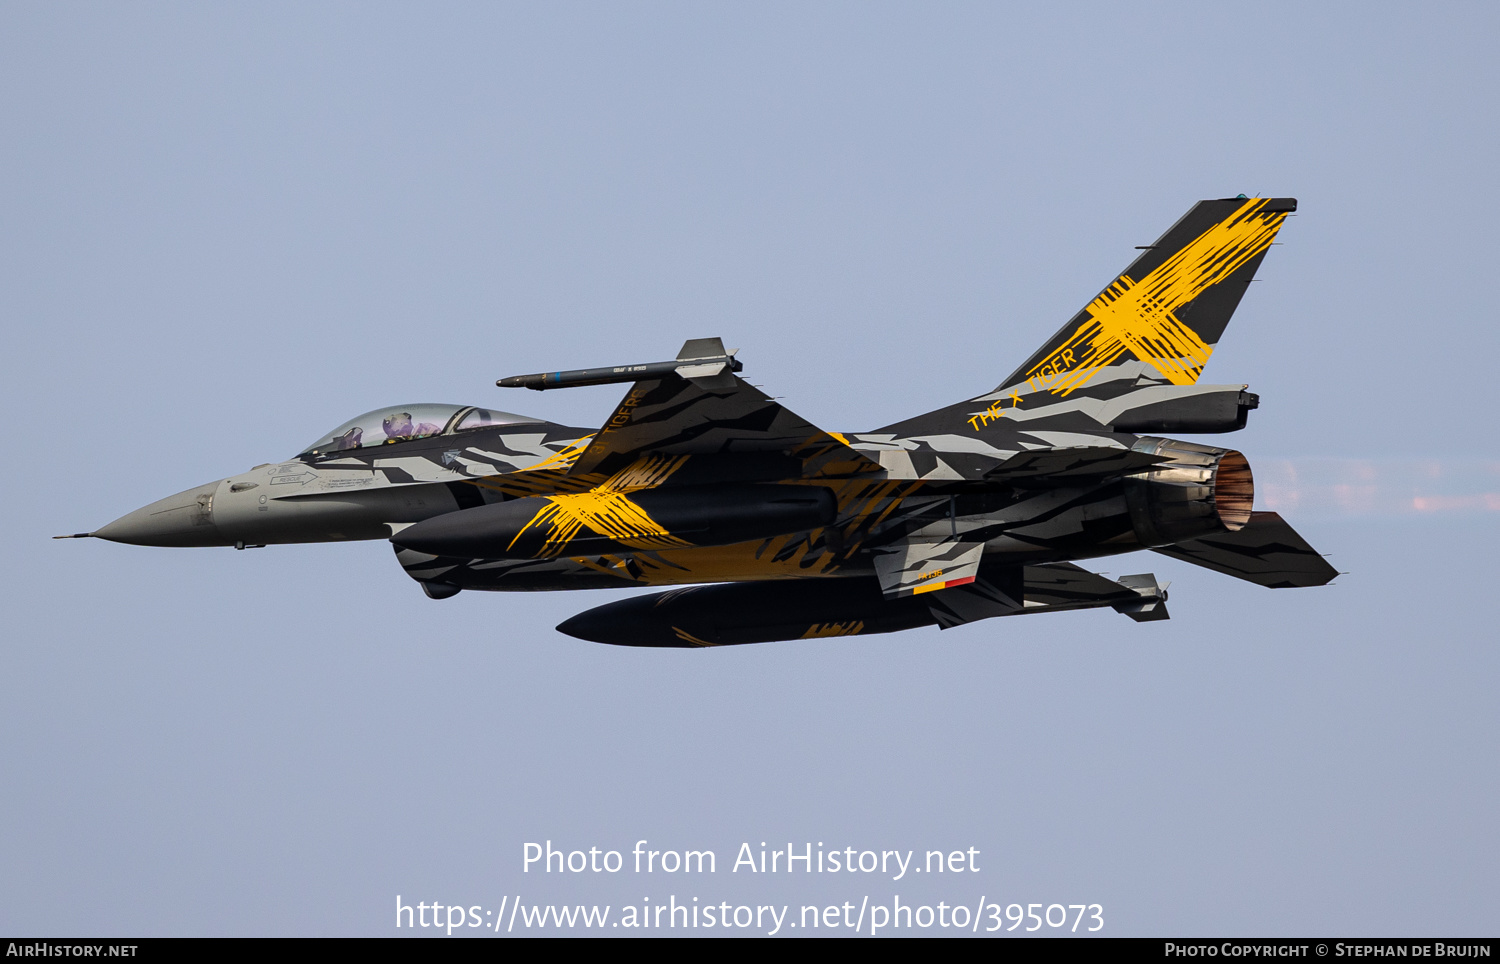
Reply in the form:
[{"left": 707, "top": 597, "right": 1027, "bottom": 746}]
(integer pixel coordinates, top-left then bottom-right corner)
[
  {"left": 879, "top": 197, "right": 1294, "bottom": 438},
  {"left": 1001, "top": 196, "right": 1295, "bottom": 399}
]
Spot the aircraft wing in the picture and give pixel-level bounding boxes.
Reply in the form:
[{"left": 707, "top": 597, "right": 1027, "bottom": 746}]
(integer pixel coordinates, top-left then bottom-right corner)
[
  {"left": 1150, "top": 511, "right": 1338, "bottom": 588},
  {"left": 568, "top": 338, "right": 883, "bottom": 479}
]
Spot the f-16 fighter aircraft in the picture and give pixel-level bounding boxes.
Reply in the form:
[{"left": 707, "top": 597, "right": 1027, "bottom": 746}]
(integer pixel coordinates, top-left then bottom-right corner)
[{"left": 64, "top": 196, "right": 1336, "bottom": 646}]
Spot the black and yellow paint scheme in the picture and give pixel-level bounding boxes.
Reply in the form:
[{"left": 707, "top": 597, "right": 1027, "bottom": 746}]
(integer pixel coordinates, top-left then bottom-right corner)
[{"left": 75, "top": 197, "right": 1335, "bottom": 647}]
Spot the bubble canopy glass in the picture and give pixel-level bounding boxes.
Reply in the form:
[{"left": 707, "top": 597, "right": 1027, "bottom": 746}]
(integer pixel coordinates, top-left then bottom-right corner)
[{"left": 299, "top": 404, "right": 540, "bottom": 457}]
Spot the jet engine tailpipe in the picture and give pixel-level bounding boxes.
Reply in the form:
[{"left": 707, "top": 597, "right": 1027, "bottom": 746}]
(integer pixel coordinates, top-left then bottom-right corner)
[{"left": 1123, "top": 437, "right": 1254, "bottom": 548}]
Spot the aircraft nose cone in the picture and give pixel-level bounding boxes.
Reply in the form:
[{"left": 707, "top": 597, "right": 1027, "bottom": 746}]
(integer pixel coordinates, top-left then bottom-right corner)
[{"left": 94, "top": 480, "right": 229, "bottom": 547}]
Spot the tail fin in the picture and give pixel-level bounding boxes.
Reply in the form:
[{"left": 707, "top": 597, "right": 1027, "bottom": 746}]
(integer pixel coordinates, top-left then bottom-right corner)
[
  {"left": 877, "top": 196, "right": 1294, "bottom": 438},
  {"left": 1001, "top": 196, "right": 1295, "bottom": 399}
]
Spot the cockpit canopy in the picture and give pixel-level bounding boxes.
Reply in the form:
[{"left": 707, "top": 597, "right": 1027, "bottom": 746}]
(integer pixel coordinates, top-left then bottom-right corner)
[{"left": 299, "top": 404, "right": 541, "bottom": 457}]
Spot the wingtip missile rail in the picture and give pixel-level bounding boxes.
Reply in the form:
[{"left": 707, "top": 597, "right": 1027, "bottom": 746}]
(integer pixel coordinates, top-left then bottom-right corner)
[{"left": 497, "top": 351, "right": 742, "bottom": 391}]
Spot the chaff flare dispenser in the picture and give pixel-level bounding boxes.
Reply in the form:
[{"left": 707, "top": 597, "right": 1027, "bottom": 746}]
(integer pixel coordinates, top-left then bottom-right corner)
[{"left": 66, "top": 197, "right": 1336, "bottom": 646}]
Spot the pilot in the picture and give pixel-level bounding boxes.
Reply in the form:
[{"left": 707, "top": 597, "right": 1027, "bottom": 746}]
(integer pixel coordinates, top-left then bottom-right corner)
[{"left": 381, "top": 412, "right": 442, "bottom": 443}]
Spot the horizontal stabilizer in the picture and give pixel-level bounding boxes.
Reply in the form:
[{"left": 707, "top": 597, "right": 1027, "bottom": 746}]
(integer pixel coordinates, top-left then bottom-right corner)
[{"left": 1151, "top": 511, "right": 1337, "bottom": 588}]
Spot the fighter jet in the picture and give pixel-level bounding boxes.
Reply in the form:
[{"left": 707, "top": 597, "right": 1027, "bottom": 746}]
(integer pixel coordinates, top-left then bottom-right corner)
[{"left": 63, "top": 196, "right": 1336, "bottom": 646}]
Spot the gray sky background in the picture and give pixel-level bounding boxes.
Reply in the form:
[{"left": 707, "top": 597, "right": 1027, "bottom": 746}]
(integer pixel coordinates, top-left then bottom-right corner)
[{"left": 2, "top": 2, "right": 1497, "bottom": 936}]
